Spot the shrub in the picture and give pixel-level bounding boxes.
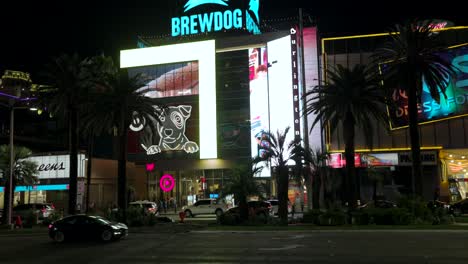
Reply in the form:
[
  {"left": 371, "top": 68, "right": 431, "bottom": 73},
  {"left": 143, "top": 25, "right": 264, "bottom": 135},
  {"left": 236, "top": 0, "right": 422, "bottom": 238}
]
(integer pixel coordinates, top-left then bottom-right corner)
[
  {"left": 432, "top": 207, "right": 454, "bottom": 225},
  {"left": 362, "top": 208, "right": 413, "bottom": 225},
  {"left": 145, "top": 213, "right": 158, "bottom": 226},
  {"left": 350, "top": 210, "right": 370, "bottom": 225},
  {"left": 302, "top": 209, "right": 323, "bottom": 224},
  {"left": 317, "top": 210, "right": 346, "bottom": 226},
  {"left": 126, "top": 206, "right": 145, "bottom": 227},
  {"left": 218, "top": 213, "right": 239, "bottom": 225},
  {"left": 397, "top": 196, "right": 432, "bottom": 223},
  {"left": 23, "top": 209, "right": 38, "bottom": 227}
]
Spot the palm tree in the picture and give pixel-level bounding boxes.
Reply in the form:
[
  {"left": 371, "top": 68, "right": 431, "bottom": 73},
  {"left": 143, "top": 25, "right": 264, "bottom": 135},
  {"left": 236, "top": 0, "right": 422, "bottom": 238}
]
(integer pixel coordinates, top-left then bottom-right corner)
[
  {"left": 292, "top": 146, "right": 329, "bottom": 210},
  {"left": 38, "top": 54, "right": 89, "bottom": 215},
  {"left": 304, "top": 64, "right": 388, "bottom": 208},
  {"left": 0, "top": 145, "right": 38, "bottom": 223},
  {"left": 222, "top": 162, "right": 264, "bottom": 222},
  {"left": 80, "top": 55, "right": 117, "bottom": 213},
  {"left": 373, "top": 20, "right": 456, "bottom": 196},
  {"left": 82, "top": 66, "right": 165, "bottom": 219},
  {"left": 257, "top": 127, "right": 300, "bottom": 225}
]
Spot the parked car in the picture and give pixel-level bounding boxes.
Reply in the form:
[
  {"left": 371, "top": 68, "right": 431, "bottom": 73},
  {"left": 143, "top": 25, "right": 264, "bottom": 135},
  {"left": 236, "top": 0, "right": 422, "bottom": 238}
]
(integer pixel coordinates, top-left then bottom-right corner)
[
  {"left": 48, "top": 215, "right": 128, "bottom": 243},
  {"left": 247, "top": 201, "right": 273, "bottom": 216},
  {"left": 267, "top": 199, "right": 292, "bottom": 215},
  {"left": 222, "top": 201, "right": 272, "bottom": 224},
  {"left": 128, "top": 200, "right": 159, "bottom": 215},
  {"left": 427, "top": 200, "right": 450, "bottom": 212},
  {"left": 357, "top": 200, "right": 397, "bottom": 210},
  {"left": 449, "top": 198, "right": 468, "bottom": 216},
  {"left": 183, "top": 199, "right": 228, "bottom": 217},
  {"left": 13, "top": 203, "right": 55, "bottom": 223}
]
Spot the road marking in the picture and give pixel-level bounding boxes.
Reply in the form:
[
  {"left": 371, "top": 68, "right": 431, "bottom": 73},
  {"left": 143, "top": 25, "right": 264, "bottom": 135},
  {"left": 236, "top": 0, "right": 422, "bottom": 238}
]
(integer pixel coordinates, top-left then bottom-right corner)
[{"left": 258, "top": 244, "right": 304, "bottom": 251}]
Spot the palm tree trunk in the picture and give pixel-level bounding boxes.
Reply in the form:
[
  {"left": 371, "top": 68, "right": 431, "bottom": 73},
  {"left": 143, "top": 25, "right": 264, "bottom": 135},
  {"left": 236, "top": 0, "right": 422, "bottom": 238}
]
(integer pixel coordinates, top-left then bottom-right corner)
[
  {"left": 407, "top": 70, "right": 423, "bottom": 197},
  {"left": 117, "top": 128, "right": 128, "bottom": 220},
  {"left": 311, "top": 171, "right": 320, "bottom": 209},
  {"left": 277, "top": 166, "right": 289, "bottom": 225},
  {"left": 239, "top": 198, "right": 248, "bottom": 222},
  {"left": 85, "top": 137, "right": 94, "bottom": 214},
  {"left": 343, "top": 114, "right": 357, "bottom": 208},
  {"left": 68, "top": 109, "right": 78, "bottom": 215}
]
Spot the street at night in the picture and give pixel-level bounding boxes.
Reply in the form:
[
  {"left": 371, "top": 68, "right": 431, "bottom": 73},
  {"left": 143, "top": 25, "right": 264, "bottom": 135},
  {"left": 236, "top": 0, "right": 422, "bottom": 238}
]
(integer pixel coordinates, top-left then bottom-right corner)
[{"left": 1, "top": 229, "right": 468, "bottom": 263}]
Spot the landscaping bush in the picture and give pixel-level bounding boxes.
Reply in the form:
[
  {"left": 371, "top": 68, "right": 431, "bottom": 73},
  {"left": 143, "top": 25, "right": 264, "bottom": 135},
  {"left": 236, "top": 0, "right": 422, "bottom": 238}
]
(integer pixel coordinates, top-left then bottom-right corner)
[
  {"left": 432, "top": 207, "right": 454, "bottom": 225},
  {"left": 126, "top": 206, "right": 145, "bottom": 227},
  {"left": 218, "top": 213, "right": 240, "bottom": 225},
  {"left": 397, "top": 196, "right": 432, "bottom": 223},
  {"left": 350, "top": 210, "right": 370, "bottom": 225},
  {"left": 302, "top": 209, "right": 323, "bottom": 224},
  {"left": 364, "top": 208, "right": 413, "bottom": 225},
  {"left": 23, "top": 209, "right": 38, "bottom": 227},
  {"left": 145, "top": 213, "right": 158, "bottom": 226},
  {"left": 317, "top": 210, "right": 346, "bottom": 226}
]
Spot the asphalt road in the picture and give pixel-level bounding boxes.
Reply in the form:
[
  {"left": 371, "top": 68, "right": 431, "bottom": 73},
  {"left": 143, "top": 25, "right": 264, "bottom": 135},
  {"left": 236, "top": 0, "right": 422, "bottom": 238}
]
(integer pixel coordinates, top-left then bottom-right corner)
[{"left": 1, "top": 229, "right": 467, "bottom": 263}]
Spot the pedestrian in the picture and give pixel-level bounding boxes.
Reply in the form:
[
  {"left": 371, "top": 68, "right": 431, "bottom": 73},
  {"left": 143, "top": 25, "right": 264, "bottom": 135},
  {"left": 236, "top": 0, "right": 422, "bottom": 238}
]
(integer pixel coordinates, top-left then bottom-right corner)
[
  {"left": 300, "top": 200, "right": 304, "bottom": 212},
  {"left": 14, "top": 215, "right": 23, "bottom": 229},
  {"left": 291, "top": 201, "right": 295, "bottom": 218}
]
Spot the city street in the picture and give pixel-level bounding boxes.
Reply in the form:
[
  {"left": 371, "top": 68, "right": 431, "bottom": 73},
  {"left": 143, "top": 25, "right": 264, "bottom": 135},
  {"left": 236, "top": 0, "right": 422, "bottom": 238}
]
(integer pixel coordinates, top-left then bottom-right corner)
[{"left": 1, "top": 229, "right": 467, "bottom": 263}]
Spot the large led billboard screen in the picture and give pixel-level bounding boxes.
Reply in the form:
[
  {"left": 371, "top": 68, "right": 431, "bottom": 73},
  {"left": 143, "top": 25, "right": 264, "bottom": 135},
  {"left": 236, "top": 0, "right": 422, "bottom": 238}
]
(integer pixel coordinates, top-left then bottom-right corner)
[
  {"left": 267, "top": 35, "right": 296, "bottom": 165},
  {"left": 120, "top": 40, "right": 216, "bottom": 159},
  {"left": 388, "top": 45, "right": 468, "bottom": 129},
  {"left": 249, "top": 47, "right": 269, "bottom": 159},
  {"left": 127, "top": 61, "right": 200, "bottom": 156}
]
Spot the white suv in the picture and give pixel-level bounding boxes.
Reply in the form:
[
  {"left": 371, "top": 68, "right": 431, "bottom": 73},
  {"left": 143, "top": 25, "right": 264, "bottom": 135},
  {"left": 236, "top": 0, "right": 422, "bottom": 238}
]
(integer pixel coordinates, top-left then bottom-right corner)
[
  {"left": 182, "top": 199, "right": 227, "bottom": 217},
  {"left": 128, "top": 200, "right": 159, "bottom": 215}
]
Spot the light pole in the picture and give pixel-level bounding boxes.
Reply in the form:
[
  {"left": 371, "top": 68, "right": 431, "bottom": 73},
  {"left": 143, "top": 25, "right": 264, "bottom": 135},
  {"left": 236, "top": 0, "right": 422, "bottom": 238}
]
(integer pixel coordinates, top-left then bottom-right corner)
[
  {"left": 2, "top": 103, "right": 36, "bottom": 227},
  {"left": 8, "top": 103, "right": 14, "bottom": 227},
  {"left": 1, "top": 69, "right": 35, "bottom": 227}
]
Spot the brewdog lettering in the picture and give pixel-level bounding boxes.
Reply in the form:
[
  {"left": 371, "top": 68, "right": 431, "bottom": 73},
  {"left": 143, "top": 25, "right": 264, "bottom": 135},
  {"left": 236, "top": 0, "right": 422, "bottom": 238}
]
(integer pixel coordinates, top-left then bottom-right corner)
[{"left": 172, "top": 0, "right": 261, "bottom": 36}]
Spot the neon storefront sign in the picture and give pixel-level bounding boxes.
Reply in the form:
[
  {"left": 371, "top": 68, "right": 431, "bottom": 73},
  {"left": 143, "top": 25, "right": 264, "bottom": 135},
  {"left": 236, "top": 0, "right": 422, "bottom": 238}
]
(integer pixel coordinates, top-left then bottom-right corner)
[
  {"left": 171, "top": 0, "right": 261, "bottom": 37},
  {"left": 160, "top": 174, "right": 175, "bottom": 192}
]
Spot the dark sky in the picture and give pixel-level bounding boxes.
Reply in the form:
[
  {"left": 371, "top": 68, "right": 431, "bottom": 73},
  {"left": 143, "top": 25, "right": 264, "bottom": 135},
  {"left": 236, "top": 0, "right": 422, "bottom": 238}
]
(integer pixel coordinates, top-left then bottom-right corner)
[{"left": 1, "top": 0, "right": 466, "bottom": 81}]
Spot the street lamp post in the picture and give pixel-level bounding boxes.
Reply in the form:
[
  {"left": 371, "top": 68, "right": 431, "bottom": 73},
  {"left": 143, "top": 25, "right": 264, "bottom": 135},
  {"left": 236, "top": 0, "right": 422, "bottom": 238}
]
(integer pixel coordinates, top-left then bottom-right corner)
[{"left": 7, "top": 104, "right": 14, "bottom": 227}]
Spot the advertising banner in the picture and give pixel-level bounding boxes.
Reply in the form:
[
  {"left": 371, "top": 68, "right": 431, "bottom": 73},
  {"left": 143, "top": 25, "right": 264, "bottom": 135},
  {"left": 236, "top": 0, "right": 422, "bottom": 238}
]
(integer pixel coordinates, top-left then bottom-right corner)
[
  {"left": 23, "top": 154, "right": 86, "bottom": 179},
  {"left": 388, "top": 45, "right": 468, "bottom": 129},
  {"left": 361, "top": 153, "right": 399, "bottom": 166},
  {"left": 398, "top": 151, "right": 438, "bottom": 166},
  {"left": 328, "top": 153, "right": 361, "bottom": 168},
  {"left": 249, "top": 46, "right": 270, "bottom": 164}
]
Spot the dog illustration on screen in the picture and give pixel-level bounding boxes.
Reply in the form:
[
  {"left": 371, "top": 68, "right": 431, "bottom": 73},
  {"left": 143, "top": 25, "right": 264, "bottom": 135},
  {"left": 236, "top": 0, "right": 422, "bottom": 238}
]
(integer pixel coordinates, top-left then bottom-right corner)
[{"left": 130, "top": 105, "right": 199, "bottom": 155}]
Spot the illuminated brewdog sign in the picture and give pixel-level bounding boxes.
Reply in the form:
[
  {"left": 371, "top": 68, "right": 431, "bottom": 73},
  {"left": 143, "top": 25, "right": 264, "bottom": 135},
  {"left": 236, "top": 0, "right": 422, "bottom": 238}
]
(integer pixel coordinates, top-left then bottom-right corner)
[{"left": 172, "top": 0, "right": 261, "bottom": 36}]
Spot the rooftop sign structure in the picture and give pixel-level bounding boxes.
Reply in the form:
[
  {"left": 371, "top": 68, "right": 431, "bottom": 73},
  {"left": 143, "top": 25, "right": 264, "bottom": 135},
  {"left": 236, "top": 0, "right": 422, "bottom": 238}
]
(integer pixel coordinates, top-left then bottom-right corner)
[{"left": 171, "top": 0, "right": 261, "bottom": 37}]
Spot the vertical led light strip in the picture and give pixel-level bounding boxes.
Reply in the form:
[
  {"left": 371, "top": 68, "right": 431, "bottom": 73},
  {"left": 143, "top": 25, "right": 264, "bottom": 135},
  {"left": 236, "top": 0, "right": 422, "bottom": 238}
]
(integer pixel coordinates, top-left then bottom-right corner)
[
  {"left": 120, "top": 40, "right": 217, "bottom": 159},
  {"left": 289, "top": 27, "right": 301, "bottom": 141}
]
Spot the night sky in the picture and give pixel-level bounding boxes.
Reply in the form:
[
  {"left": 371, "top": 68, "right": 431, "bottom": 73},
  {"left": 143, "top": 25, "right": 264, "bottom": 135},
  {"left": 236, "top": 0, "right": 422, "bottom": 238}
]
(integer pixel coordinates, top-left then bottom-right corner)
[{"left": 0, "top": 0, "right": 466, "bottom": 82}]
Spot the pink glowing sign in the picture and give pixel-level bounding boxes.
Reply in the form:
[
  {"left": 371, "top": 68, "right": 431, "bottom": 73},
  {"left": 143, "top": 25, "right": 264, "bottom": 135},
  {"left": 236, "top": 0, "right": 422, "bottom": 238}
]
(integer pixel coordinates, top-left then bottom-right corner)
[
  {"left": 160, "top": 174, "right": 175, "bottom": 192},
  {"left": 146, "top": 163, "right": 155, "bottom": 172}
]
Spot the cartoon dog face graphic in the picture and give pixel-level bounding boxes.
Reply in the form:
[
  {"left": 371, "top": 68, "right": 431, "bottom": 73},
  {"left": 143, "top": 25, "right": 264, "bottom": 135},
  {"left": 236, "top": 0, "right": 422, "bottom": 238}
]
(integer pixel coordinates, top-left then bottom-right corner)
[{"left": 130, "top": 105, "right": 199, "bottom": 155}]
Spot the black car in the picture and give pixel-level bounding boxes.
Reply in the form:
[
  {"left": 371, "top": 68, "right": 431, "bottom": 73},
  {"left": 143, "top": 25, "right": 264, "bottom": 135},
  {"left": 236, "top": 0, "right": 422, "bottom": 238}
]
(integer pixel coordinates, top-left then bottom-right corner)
[
  {"left": 223, "top": 201, "right": 272, "bottom": 224},
  {"left": 48, "top": 215, "right": 128, "bottom": 243},
  {"left": 449, "top": 198, "right": 468, "bottom": 216},
  {"left": 357, "top": 200, "right": 397, "bottom": 209}
]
